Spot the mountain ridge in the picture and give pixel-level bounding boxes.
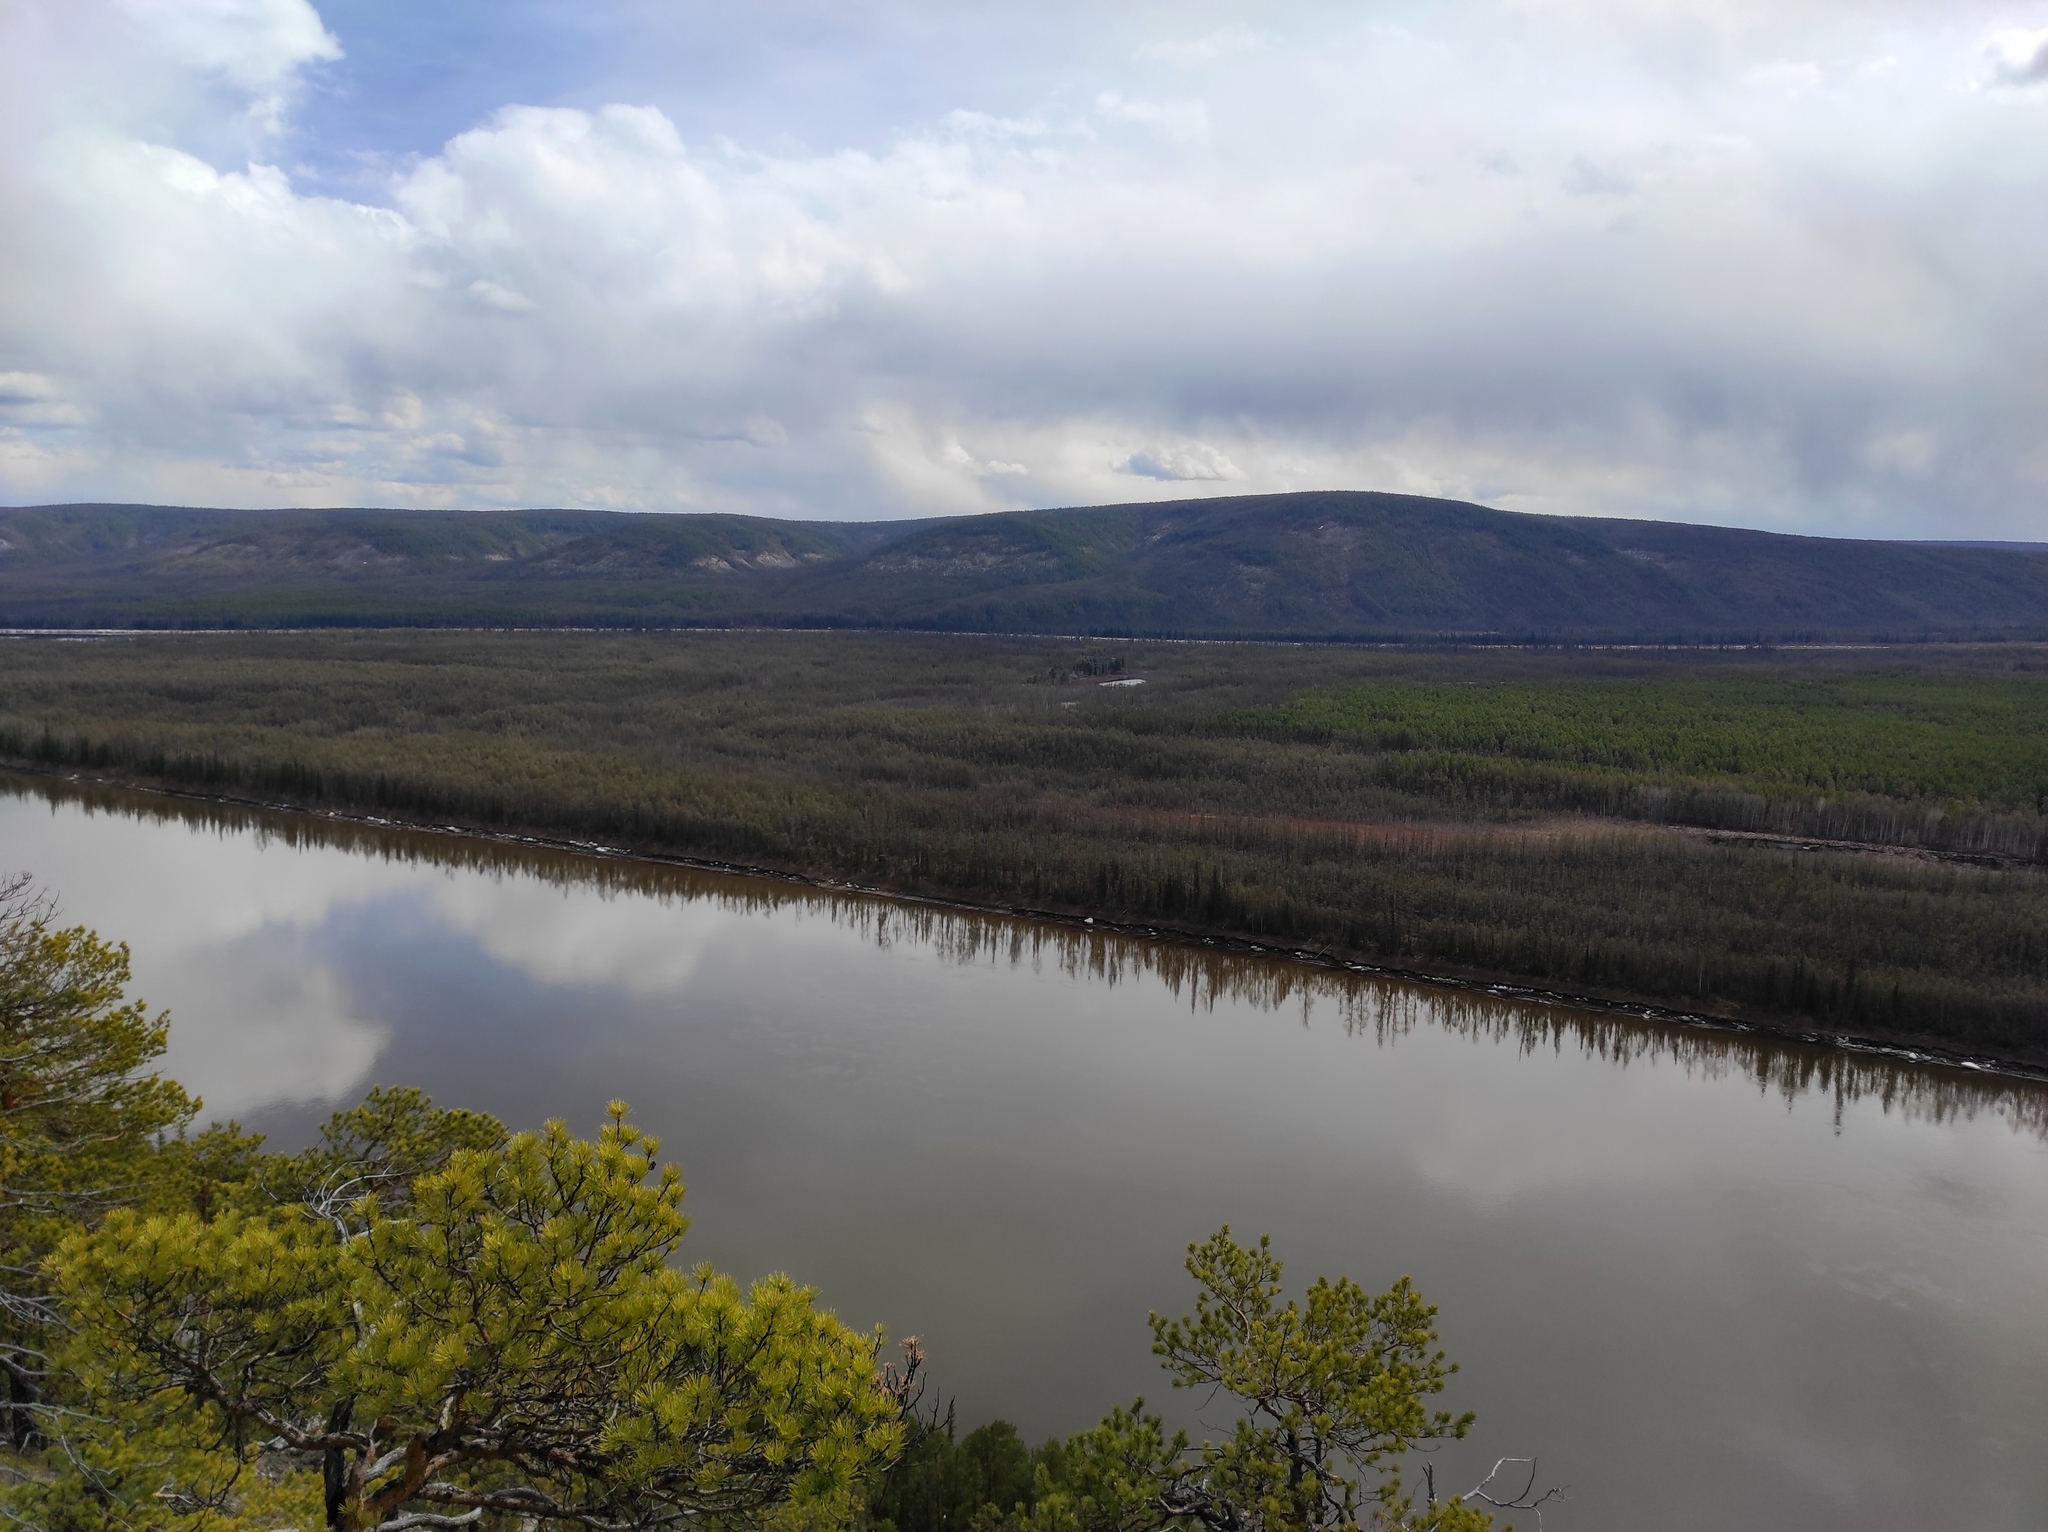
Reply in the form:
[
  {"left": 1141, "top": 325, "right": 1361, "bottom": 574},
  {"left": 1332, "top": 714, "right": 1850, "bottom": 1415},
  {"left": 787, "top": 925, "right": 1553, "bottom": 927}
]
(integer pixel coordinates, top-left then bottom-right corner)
[{"left": 2, "top": 492, "right": 2044, "bottom": 640}]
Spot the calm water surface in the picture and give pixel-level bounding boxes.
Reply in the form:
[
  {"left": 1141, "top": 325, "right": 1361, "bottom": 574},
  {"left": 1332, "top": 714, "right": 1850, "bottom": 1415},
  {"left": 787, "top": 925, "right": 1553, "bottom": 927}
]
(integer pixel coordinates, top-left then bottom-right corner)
[{"left": 4, "top": 776, "right": 2047, "bottom": 1531}]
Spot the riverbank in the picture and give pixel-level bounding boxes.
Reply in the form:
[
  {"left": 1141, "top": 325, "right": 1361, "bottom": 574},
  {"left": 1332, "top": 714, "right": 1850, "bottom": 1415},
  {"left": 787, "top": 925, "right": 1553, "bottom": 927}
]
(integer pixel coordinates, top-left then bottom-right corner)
[
  {"left": 10, "top": 759, "right": 2048, "bottom": 1086},
  {"left": 3, "top": 629, "right": 2044, "bottom": 1064}
]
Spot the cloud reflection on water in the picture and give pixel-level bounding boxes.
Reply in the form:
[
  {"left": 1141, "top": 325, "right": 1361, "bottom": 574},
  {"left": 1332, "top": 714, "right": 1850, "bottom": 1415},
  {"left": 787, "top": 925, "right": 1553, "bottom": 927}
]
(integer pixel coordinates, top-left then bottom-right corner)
[
  {"left": 3, "top": 774, "right": 2047, "bottom": 1529},
  {"left": 2, "top": 771, "right": 2043, "bottom": 1139},
  {"left": 0, "top": 782, "right": 397, "bottom": 1112}
]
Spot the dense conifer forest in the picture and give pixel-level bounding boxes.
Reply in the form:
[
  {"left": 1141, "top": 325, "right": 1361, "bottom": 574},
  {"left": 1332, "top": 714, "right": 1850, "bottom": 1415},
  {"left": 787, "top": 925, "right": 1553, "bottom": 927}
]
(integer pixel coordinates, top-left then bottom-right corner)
[{"left": 3, "top": 631, "right": 2044, "bottom": 1062}]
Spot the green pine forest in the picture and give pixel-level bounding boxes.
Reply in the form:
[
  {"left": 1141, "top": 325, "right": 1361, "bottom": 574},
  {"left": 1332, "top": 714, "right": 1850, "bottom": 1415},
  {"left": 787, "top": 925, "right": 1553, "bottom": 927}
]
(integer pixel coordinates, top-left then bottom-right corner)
[{"left": 3, "top": 629, "right": 2046, "bottom": 1062}]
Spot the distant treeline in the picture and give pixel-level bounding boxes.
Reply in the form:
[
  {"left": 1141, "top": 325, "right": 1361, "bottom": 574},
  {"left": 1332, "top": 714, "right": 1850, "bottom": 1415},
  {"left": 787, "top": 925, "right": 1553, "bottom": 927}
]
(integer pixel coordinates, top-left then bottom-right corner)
[
  {"left": 869, "top": 1412, "right": 1048, "bottom": 1532},
  {"left": 1273, "top": 672, "right": 2048, "bottom": 860},
  {"left": 2, "top": 631, "right": 2045, "bottom": 1061}
]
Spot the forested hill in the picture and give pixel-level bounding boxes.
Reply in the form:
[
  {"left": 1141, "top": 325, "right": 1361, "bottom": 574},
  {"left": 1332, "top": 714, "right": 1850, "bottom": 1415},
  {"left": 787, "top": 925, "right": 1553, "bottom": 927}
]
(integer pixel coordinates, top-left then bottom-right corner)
[{"left": 2, "top": 492, "right": 2045, "bottom": 639}]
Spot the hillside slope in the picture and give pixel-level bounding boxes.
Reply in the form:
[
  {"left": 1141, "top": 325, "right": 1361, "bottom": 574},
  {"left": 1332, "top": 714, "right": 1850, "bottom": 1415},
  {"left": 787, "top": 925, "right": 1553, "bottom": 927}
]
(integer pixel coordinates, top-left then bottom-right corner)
[{"left": 2, "top": 492, "right": 2044, "bottom": 639}]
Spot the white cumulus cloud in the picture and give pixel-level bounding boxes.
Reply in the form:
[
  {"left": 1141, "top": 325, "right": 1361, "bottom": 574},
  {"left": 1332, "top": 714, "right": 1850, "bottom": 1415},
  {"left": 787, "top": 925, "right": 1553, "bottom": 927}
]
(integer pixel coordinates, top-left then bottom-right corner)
[
  {"left": 0, "top": 0, "right": 2045, "bottom": 537},
  {"left": 115, "top": 0, "right": 339, "bottom": 93},
  {"left": 1986, "top": 27, "right": 2048, "bottom": 87},
  {"left": 1120, "top": 444, "right": 1243, "bottom": 482}
]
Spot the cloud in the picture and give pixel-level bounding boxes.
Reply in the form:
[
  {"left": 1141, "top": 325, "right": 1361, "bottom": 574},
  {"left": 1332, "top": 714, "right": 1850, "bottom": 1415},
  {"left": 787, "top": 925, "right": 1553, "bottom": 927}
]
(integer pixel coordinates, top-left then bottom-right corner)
[
  {"left": 1093, "top": 92, "right": 1210, "bottom": 145},
  {"left": 941, "top": 442, "right": 1029, "bottom": 476},
  {"left": 942, "top": 110, "right": 1051, "bottom": 140},
  {"left": 1136, "top": 27, "right": 1270, "bottom": 68},
  {"left": 0, "top": 372, "right": 58, "bottom": 403},
  {"left": 1562, "top": 154, "right": 1635, "bottom": 198},
  {"left": 1742, "top": 59, "right": 1824, "bottom": 97},
  {"left": 115, "top": 0, "right": 339, "bottom": 94},
  {"left": 1119, "top": 444, "right": 1242, "bottom": 482},
  {"left": 0, "top": 1, "right": 2046, "bottom": 537},
  {"left": 466, "top": 279, "right": 536, "bottom": 313},
  {"left": 103, "top": 0, "right": 340, "bottom": 139},
  {"left": 1986, "top": 28, "right": 2048, "bottom": 88}
]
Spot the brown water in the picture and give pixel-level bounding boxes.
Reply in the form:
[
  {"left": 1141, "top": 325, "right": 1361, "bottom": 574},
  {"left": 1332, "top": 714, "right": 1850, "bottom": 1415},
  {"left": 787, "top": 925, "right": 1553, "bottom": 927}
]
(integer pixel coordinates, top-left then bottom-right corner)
[{"left": 4, "top": 774, "right": 2047, "bottom": 1530}]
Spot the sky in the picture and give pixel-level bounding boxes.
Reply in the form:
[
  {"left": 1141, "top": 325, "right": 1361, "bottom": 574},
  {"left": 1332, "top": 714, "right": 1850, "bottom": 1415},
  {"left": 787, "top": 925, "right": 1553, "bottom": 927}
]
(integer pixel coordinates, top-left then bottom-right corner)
[{"left": 2, "top": 2, "right": 2047, "bottom": 536}]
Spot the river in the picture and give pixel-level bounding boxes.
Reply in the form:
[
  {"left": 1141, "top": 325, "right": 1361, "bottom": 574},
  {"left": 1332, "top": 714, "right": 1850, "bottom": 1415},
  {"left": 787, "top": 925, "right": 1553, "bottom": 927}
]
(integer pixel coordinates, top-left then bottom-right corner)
[{"left": 4, "top": 773, "right": 2046, "bottom": 1529}]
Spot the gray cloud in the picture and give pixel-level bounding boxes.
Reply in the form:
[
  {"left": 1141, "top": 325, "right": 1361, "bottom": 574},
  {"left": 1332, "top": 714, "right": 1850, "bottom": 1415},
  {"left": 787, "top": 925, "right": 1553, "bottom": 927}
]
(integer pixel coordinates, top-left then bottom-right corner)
[
  {"left": 0, "top": 1, "right": 2045, "bottom": 538},
  {"left": 1988, "top": 28, "right": 2048, "bottom": 87},
  {"left": 1120, "top": 445, "right": 1242, "bottom": 482}
]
